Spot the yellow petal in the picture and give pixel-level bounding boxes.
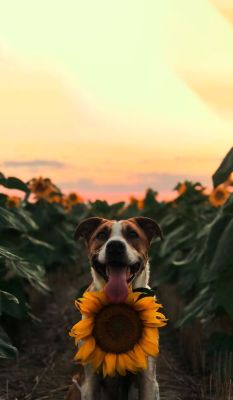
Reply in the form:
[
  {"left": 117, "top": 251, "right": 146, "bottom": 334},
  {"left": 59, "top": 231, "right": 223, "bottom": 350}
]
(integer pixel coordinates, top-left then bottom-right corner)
[
  {"left": 74, "top": 337, "right": 96, "bottom": 363},
  {"left": 77, "top": 299, "right": 102, "bottom": 315},
  {"left": 134, "top": 297, "right": 161, "bottom": 312},
  {"left": 139, "top": 335, "right": 159, "bottom": 357},
  {"left": 154, "top": 311, "right": 168, "bottom": 327},
  {"left": 139, "top": 310, "right": 167, "bottom": 327},
  {"left": 103, "top": 353, "right": 117, "bottom": 377},
  {"left": 69, "top": 318, "right": 94, "bottom": 340},
  {"left": 139, "top": 310, "right": 158, "bottom": 323},
  {"left": 116, "top": 354, "right": 127, "bottom": 376},
  {"left": 83, "top": 291, "right": 108, "bottom": 306},
  {"left": 125, "top": 292, "right": 141, "bottom": 306},
  {"left": 74, "top": 291, "right": 108, "bottom": 316},
  {"left": 127, "top": 344, "right": 147, "bottom": 370},
  {"left": 116, "top": 353, "right": 136, "bottom": 375},
  {"left": 143, "top": 327, "right": 159, "bottom": 343},
  {"left": 91, "top": 346, "right": 106, "bottom": 371}
]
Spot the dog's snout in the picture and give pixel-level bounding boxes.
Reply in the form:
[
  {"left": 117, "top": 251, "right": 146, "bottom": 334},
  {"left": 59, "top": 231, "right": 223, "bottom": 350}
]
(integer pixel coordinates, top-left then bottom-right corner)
[{"left": 106, "top": 240, "right": 126, "bottom": 255}]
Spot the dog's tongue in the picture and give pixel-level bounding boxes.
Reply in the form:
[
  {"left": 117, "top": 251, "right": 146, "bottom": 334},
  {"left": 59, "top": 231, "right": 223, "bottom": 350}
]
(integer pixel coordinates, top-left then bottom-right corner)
[{"left": 104, "top": 266, "right": 128, "bottom": 304}]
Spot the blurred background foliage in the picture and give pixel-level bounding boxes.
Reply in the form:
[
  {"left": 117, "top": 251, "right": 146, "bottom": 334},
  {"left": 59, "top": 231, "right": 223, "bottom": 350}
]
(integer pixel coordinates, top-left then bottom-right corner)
[{"left": 0, "top": 148, "right": 233, "bottom": 385}]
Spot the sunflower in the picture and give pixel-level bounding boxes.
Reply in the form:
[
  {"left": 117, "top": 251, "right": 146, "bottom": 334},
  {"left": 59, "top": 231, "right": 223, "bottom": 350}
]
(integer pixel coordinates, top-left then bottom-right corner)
[
  {"left": 177, "top": 182, "right": 187, "bottom": 196},
  {"left": 137, "top": 198, "right": 144, "bottom": 210},
  {"left": 129, "top": 196, "right": 144, "bottom": 210},
  {"left": 28, "top": 177, "right": 55, "bottom": 200},
  {"left": 67, "top": 192, "right": 84, "bottom": 206},
  {"left": 69, "top": 290, "right": 167, "bottom": 377},
  {"left": 6, "top": 196, "right": 21, "bottom": 208},
  {"left": 209, "top": 185, "right": 230, "bottom": 207},
  {"left": 61, "top": 196, "right": 72, "bottom": 211},
  {"left": 47, "top": 193, "right": 63, "bottom": 204}
]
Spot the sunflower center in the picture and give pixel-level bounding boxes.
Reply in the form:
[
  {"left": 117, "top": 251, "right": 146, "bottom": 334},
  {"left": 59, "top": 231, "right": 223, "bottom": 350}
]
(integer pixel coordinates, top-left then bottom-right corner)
[
  {"left": 93, "top": 304, "right": 142, "bottom": 354},
  {"left": 215, "top": 189, "right": 225, "bottom": 200},
  {"left": 36, "top": 182, "right": 47, "bottom": 192}
]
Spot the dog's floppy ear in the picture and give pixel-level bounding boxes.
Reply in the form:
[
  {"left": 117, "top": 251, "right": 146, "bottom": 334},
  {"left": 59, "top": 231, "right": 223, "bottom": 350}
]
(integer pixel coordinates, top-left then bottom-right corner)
[
  {"left": 129, "top": 217, "right": 163, "bottom": 242},
  {"left": 74, "top": 217, "right": 106, "bottom": 242}
]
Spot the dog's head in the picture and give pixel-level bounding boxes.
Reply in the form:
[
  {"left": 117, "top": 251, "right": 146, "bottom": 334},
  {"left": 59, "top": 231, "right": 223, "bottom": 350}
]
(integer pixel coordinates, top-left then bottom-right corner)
[{"left": 74, "top": 217, "right": 162, "bottom": 303}]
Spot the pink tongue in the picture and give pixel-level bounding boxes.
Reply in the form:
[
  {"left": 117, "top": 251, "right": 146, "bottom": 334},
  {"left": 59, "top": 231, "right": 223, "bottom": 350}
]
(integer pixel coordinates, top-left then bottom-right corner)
[{"left": 104, "top": 267, "right": 129, "bottom": 304}]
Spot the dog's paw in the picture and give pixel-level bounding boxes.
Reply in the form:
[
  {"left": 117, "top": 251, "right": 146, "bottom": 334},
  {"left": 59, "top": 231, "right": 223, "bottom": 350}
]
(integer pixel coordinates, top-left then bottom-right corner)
[{"left": 66, "top": 372, "right": 85, "bottom": 400}]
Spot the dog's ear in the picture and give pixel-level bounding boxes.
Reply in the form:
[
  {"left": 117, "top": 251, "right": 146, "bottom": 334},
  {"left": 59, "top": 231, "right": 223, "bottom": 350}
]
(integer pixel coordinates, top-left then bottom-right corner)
[
  {"left": 129, "top": 217, "right": 163, "bottom": 243},
  {"left": 74, "top": 217, "right": 106, "bottom": 242}
]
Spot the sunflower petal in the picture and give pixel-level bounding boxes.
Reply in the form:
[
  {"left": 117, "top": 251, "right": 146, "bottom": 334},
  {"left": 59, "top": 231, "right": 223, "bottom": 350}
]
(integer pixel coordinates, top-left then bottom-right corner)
[
  {"left": 69, "top": 318, "right": 94, "bottom": 341},
  {"left": 127, "top": 344, "right": 147, "bottom": 370},
  {"left": 125, "top": 292, "right": 141, "bottom": 306},
  {"left": 83, "top": 291, "right": 108, "bottom": 306},
  {"left": 139, "top": 310, "right": 167, "bottom": 327},
  {"left": 103, "top": 353, "right": 117, "bottom": 377},
  {"left": 76, "top": 299, "right": 102, "bottom": 315},
  {"left": 134, "top": 296, "right": 161, "bottom": 312},
  {"left": 139, "top": 336, "right": 159, "bottom": 357},
  {"left": 143, "top": 327, "right": 159, "bottom": 343},
  {"left": 116, "top": 354, "right": 127, "bottom": 376},
  {"left": 91, "top": 346, "right": 106, "bottom": 371},
  {"left": 74, "top": 337, "right": 96, "bottom": 363},
  {"left": 116, "top": 353, "right": 137, "bottom": 375}
]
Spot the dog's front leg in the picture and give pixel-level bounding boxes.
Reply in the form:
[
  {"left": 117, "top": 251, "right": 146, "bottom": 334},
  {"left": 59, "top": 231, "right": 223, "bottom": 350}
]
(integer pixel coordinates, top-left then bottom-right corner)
[
  {"left": 138, "top": 356, "right": 160, "bottom": 400},
  {"left": 78, "top": 364, "right": 101, "bottom": 400}
]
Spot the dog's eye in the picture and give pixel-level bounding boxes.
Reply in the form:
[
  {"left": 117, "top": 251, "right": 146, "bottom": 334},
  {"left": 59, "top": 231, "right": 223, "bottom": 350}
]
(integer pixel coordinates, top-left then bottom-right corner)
[
  {"left": 96, "top": 231, "right": 108, "bottom": 240},
  {"left": 128, "top": 230, "right": 139, "bottom": 239}
]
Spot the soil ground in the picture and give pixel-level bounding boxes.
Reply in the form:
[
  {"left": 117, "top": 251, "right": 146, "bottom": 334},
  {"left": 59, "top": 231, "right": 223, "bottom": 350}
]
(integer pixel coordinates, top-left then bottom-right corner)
[{"left": 0, "top": 269, "right": 203, "bottom": 400}]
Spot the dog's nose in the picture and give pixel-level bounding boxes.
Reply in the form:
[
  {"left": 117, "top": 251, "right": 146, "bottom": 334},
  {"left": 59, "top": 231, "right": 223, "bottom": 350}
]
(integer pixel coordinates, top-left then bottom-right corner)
[{"left": 106, "top": 240, "right": 126, "bottom": 256}]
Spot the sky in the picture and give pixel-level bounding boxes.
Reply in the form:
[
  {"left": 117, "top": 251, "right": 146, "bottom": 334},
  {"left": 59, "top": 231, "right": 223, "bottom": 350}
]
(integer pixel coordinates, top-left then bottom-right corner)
[{"left": 0, "top": 0, "right": 233, "bottom": 202}]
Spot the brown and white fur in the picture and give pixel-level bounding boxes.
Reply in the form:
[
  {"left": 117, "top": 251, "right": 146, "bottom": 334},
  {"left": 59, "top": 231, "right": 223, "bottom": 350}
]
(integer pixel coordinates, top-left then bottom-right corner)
[{"left": 72, "top": 216, "right": 163, "bottom": 400}]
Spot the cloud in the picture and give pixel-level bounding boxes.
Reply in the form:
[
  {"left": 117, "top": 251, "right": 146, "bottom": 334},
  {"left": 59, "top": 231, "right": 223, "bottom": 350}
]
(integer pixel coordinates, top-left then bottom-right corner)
[
  {"left": 59, "top": 172, "right": 211, "bottom": 194},
  {"left": 136, "top": 172, "right": 210, "bottom": 191},
  {"left": 2, "top": 159, "right": 66, "bottom": 169}
]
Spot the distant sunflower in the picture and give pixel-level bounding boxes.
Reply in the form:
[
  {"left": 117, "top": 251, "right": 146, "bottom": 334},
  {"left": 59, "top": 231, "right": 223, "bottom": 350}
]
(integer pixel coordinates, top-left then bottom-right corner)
[
  {"left": 177, "top": 182, "right": 187, "bottom": 196},
  {"left": 47, "top": 193, "right": 63, "bottom": 204},
  {"left": 61, "top": 196, "right": 72, "bottom": 211},
  {"left": 209, "top": 185, "right": 230, "bottom": 207},
  {"left": 67, "top": 192, "right": 84, "bottom": 206},
  {"left": 129, "top": 196, "right": 144, "bottom": 210},
  {"left": 129, "top": 195, "right": 138, "bottom": 205},
  {"left": 137, "top": 199, "right": 144, "bottom": 210},
  {"left": 28, "top": 177, "right": 54, "bottom": 199},
  {"left": 69, "top": 290, "right": 167, "bottom": 377},
  {"left": 6, "top": 196, "right": 21, "bottom": 208}
]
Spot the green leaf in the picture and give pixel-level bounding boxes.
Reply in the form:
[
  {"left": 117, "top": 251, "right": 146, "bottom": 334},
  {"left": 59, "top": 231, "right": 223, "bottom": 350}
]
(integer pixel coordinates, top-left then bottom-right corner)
[
  {"left": 209, "top": 218, "right": 233, "bottom": 277},
  {"left": 212, "top": 147, "right": 233, "bottom": 188},
  {"left": 204, "top": 214, "right": 232, "bottom": 264},
  {"left": 11, "top": 208, "right": 38, "bottom": 231},
  {"left": 0, "top": 175, "right": 29, "bottom": 192},
  {"left": 0, "top": 335, "right": 18, "bottom": 359},
  {"left": 172, "top": 249, "right": 196, "bottom": 266},
  {"left": 0, "top": 207, "right": 27, "bottom": 232},
  {"left": 176, "top": 286, "right": 212, "bottom": 327},
  {"left": 0, "top": 279, "right": 29, "bottom": 318},
  {"left": 216, "top": 268, "right": 233, "bottom": 319},
  {"left": 0, "top": 290, "right": 19, "bottom": 304}
]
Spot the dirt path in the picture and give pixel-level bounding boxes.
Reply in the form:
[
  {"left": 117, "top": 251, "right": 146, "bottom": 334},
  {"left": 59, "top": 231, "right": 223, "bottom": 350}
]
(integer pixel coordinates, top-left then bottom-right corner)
[{"left": 0, "top": 270, "right": 202, "bottom": 400}]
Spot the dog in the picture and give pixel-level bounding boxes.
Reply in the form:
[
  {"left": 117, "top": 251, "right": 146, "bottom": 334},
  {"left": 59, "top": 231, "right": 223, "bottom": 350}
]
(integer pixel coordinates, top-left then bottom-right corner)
[{"left": 69, "top": 216, "right": 163, "bottom": 400}]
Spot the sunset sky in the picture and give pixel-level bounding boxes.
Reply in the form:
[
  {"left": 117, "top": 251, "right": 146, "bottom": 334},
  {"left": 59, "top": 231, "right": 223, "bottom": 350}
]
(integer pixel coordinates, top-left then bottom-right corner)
[{"left": 0, "top": 0, "right": 233, "bottom": 202}]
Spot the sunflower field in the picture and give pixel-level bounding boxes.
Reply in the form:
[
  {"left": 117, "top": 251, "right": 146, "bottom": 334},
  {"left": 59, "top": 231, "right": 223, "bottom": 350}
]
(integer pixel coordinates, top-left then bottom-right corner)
[{"left": 0, "top": 148, "right": 233, "bottom": 397}]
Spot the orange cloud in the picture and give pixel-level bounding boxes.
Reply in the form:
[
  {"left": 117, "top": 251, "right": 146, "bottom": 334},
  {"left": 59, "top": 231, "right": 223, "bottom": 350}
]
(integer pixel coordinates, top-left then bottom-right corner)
[
  {"left": 173, "top": 70, "right": 233, "bottom": 119},
  {"left": 211, "top": 0, "right": 233, "bottom": 24}
]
